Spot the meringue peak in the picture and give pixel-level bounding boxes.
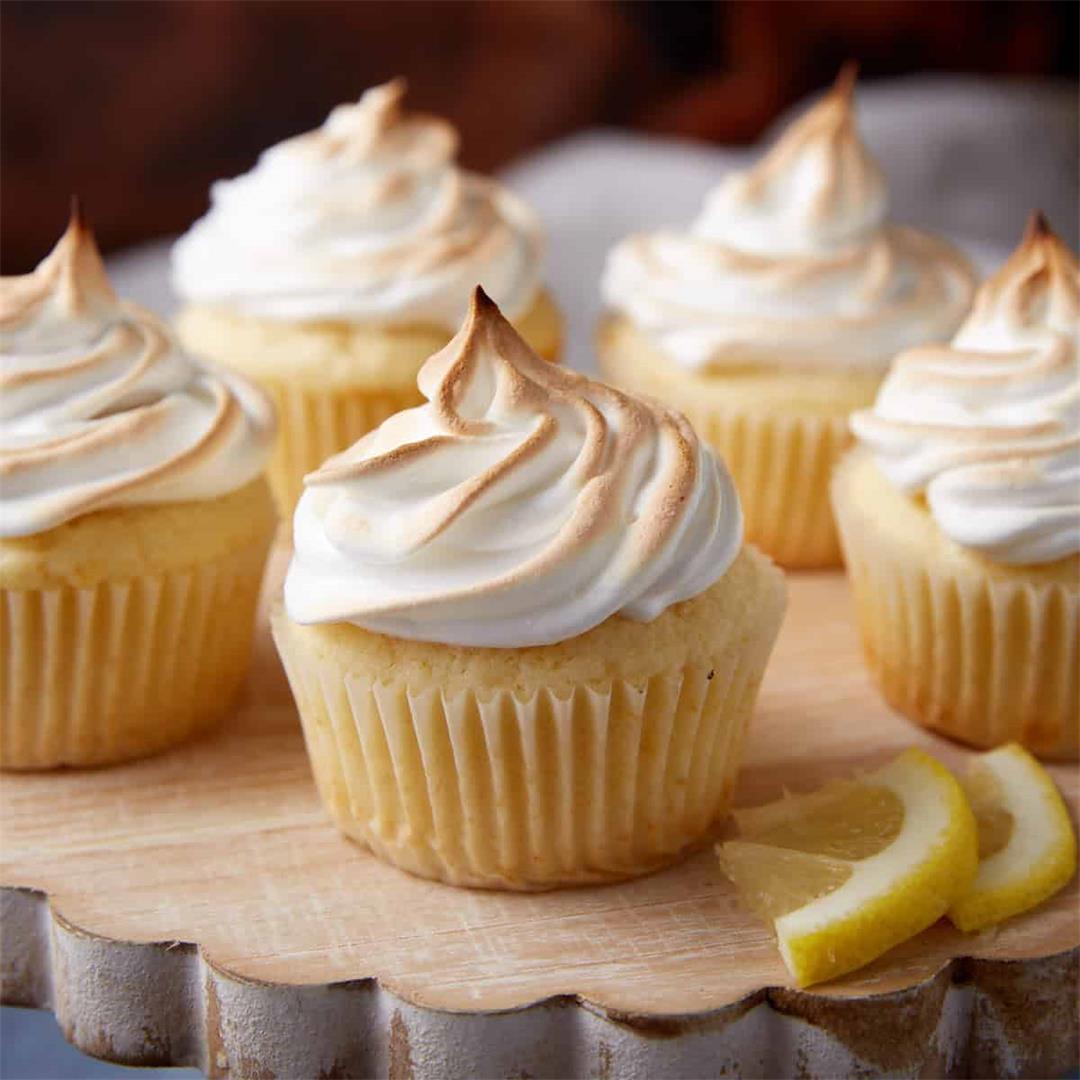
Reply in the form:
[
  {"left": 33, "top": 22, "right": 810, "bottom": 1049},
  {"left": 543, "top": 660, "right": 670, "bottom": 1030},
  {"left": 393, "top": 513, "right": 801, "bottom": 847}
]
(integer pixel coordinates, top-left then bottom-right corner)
[
  {"left": 418, "top": 286, "right": 552, "bottom": 424},
  {"left": 695, "top": 63, "right": 887, "bottom": 256},
  {"left": 831, "top": 60, "right": 859, "bottom": 102},
  {"left": 0, "top": 220, "right": 273, "bottom": 537},
  {"left": 288, "top": 290, "right": 742, "bottom": 646},
  {"left": 171, "top": 82, "right": 541, "bottom": 328},
  {"left": 1024, "top": 209, "right": 1052, "bottom": 242},
  {"left": 852, "top": 218, "right": 1079, "bottom": 565},
  {"left": 960, "top": 213, "right": 1078, "bottom": 344},
  {"left": 325, "top": 78, "right": 404, "bottom": 141},
  {"left": 355, "top": 77, "right": 408, "bottom": 128},
  {"left": 295, "top": 78, "right": 458, "bottom": 168},
  {"left": 0, "top": 208, "right": 116, "bottom": 338},
  {"left": 602, "top": 61, "right": 973, "bottom": 371}
]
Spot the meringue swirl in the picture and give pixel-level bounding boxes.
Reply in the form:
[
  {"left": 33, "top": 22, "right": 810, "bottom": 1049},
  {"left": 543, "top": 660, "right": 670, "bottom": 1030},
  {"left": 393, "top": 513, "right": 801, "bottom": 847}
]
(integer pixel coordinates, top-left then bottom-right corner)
[
  {"left": 601, "top": 66, "right": 975, "bottom": 371},
  {"left": 172, "top": 79, "right": 543, "bottom": 329},
  {"left": 0, "top": 214, "right": 274, "bottom": 538},
  {"left": 284, "top": 288, "right": 743, "bottom": 646},
  {"left": 851, "top": 214, "right": 1080, "bottom": 565}
]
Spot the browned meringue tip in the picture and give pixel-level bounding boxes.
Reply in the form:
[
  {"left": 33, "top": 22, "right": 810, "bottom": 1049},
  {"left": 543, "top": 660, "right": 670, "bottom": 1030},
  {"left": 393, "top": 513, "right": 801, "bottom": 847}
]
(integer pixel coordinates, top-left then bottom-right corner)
[
  {"left": 68, "top": 194, "right": 85, "bottom": 231},
  {"left": 362, "top": 77, "right": 409, "bottom": 132},
  {"left": 61, "top": 196, "right": 101, "bottom": 251},
  {"left": 469, "top": 284, "right": 499, "bottom": 317},
  {"left": 1023, "top": 210, "right": 1053, "bottom": 242},
  {"left": 970, "top": 208, "right": 1077, "bottom": 324},
  {"left": 832, "top": 61, "right": 860, "bottom": 99},
  {"left": 0, "top": 201, "right": 118, "bottom": 317},
  {"left": 57, "top": 206, "right": 115, "bottom": 297},
  {"left": 457, "top": 285, "right": 513, "bottom": 345},
  {"left": 460, "top": 285, "right": 537, "bottom": 360},
  {"left": 372, "top": 76, "right": 407, "bottom": 115},
  {"left": 454, "top": 285, "right": 517, "bottom": 362},
  {"left": 1013, "top": 210, "right": 1076, "bottom": 264}
]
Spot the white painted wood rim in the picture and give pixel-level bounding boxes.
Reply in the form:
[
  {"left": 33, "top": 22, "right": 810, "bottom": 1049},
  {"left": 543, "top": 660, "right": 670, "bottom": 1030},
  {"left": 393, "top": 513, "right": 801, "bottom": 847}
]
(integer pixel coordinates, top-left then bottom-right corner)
[{"left": 3, "top": 885, "right": 1076, "bottom": 1079}]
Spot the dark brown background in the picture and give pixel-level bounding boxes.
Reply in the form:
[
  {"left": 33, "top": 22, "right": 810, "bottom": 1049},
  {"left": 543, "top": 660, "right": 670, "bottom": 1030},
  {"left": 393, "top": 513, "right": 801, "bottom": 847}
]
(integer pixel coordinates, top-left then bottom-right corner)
[{"left": 2, "top": 0, "right": 1076, "bottom": 272}]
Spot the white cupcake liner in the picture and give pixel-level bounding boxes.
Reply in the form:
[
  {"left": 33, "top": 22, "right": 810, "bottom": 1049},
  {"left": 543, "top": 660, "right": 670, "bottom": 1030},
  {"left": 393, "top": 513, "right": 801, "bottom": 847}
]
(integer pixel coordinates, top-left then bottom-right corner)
[
  {"left": 273, "top": 611, "right": 781, "bottom": 890},
  {"left": 1, "top": 537, "right": 270, "bottom": 769}
]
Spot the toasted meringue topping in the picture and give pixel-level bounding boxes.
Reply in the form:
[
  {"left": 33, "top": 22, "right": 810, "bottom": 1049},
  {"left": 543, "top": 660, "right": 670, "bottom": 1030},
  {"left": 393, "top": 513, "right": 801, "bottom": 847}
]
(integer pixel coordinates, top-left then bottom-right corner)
[
  {"left": 172, "top": 80, "right": 543, "bottom": 328},
  {"left": 601, "top": 66, "right": 975, "bottom": 371},
  {"left": 284, "top": 288, "right": 742, "bottom": 646},
  {"left": 852, "top": 214, "right": 1080, "bottom": 565},
  {"left": 1, "top": 215, "right": 274, "bottom": 537}
]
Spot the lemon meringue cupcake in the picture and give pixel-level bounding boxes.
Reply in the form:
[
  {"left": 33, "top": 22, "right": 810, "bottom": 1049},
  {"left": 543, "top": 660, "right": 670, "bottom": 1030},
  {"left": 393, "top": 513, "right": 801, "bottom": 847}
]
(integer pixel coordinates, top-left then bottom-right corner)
[
  {"left": 599, "top": 66, "right": 975, "bottom": 569},
  {"left": 173, "top": 79, "right": 561, "bottom": 516},
  {"left": 836, "top": 214, "right": 1079, "bottom": 760},
  {"left": 0, "top": 214, "right": 276, "bottom": 769},
  {"left": 271, "top": 288, "right": 786, "bottom": 889}
]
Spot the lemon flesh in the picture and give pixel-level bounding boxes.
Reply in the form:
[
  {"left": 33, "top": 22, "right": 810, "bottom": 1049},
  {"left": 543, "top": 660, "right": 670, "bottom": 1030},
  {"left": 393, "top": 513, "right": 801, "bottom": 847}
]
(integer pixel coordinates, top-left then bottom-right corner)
[
  {"left": 718, "top": 749, "right": 978, "bottom": 987},
  {"left": 949, "top": 743, "right": 1077, "bottom": 933}
]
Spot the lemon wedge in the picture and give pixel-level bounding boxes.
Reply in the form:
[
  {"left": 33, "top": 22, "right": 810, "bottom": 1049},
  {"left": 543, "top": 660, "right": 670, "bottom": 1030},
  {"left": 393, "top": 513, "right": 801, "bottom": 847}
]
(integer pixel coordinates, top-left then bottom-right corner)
[
  {"left": 717, "top": 748, "right": 977, "bottom": 987},
  {"left": 949, "top": 743, "right": 1077, "bottom": 933}
]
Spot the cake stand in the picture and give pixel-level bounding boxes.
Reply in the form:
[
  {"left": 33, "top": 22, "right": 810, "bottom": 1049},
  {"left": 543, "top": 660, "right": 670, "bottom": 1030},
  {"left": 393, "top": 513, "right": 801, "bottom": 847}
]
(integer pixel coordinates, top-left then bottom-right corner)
[{"left": 2, "top": 550, "right": 1076, "bottom": 1079}]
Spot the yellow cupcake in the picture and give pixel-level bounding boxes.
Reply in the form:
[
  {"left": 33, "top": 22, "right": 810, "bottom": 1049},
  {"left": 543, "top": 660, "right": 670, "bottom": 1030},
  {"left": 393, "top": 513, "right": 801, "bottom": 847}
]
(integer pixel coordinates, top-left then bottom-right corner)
[
  {"left": 833, "top": 452, "right": 1077, "bottom": 759},
  {"left": 2, "top": 481, "right": 275, "bottom": 769},
  {"left": 273, "top": 288, "right": 785, "bottom": 889},
  {"left": 0, "top": 215, "right": 276, "bottom": 769},
  {"left": 837, "top": 216, "right": 1079, "bottom": 760},
  {"left": 598, "top": 66, "right": 974, "bottom": 569},
  {"left": 172, "top": 80, "right": 562, "bottom": 516},
  {"left": 273, "top": 546, "right": 784, "bottom": 889}
]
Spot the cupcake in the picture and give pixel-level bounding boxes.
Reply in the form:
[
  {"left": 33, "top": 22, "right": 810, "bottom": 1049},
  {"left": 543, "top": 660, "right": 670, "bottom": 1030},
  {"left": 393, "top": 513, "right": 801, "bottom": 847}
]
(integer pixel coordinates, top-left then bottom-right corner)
[
  {"left": 836, "top": 214, "right": 1079, "bottom": 760},
  {"left": 598, "top": 66, "right": 975, "bottom": 569},
  {"left": 271, "top": 287, "right": 786, "bottom": 889},
  {"left": 173, "top": 79, "right": 561, "bottom": 515},
  {"left": 0, "top": 212, "right": 276, "bottom": 769}
]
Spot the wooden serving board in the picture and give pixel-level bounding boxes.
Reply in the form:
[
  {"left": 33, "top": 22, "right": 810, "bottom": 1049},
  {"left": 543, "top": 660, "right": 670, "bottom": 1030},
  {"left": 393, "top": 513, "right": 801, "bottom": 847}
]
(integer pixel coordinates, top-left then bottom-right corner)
[{"left": 2, "top": 547, "right": 1077, "bottom": 1079}]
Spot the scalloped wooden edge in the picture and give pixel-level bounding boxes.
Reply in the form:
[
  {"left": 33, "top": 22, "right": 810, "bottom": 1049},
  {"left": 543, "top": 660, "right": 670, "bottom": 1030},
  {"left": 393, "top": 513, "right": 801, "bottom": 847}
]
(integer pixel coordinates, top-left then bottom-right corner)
[{"left": 2, "top": 885, "right": 1076, "bottom": 1079}]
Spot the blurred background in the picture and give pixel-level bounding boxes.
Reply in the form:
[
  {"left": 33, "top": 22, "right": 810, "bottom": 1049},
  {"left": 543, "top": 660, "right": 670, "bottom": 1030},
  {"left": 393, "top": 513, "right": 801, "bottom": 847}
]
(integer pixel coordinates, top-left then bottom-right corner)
[{"left": 2, "top": 0, "right": 1077, "bottom": 272}]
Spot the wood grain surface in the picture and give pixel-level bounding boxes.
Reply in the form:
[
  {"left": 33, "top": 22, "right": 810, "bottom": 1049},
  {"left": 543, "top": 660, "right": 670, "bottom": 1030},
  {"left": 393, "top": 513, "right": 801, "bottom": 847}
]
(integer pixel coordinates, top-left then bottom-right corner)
[{"left": 2, "top": 547, "right": 1076, "bottom": 1016}]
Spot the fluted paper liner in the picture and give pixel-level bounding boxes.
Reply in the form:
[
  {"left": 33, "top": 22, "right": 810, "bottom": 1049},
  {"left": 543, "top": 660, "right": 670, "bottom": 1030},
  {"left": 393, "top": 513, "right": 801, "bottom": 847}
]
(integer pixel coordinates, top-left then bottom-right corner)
[
  {"left": 681, "top": 402, "right": 850, "bottom": 569},
  {"left": 272, "top": 596, "right": 783, "bottom": 890},
  {"left": 260, "top": 380, "right": 421, "bottom": 516},
  {"left": 0, "top": 536, "right": 271, "bottom": 769},
  {"left": 833, "top": 462, "right": 1079, "bottom": 761},
  {"left": 597, "top": 346, "right": 867, "bottom": 570}
]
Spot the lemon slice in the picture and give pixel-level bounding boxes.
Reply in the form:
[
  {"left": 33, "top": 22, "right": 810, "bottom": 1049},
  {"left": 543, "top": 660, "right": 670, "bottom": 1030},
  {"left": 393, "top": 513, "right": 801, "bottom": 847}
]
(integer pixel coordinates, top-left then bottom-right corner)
[
  {"left": 717, "top": 748, "right": 977, "bottom": 987},
  {"left": 949, "top": 743, "right": 1077, "bottom": 933}
]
